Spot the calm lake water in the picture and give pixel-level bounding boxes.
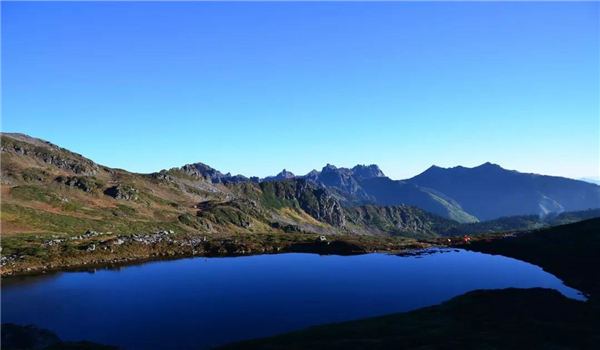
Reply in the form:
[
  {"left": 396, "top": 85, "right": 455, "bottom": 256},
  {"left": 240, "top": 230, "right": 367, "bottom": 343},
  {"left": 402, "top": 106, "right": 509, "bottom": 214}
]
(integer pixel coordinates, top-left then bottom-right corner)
[{"left": 1, "top": 249, "right": 584, "bottom": 350}]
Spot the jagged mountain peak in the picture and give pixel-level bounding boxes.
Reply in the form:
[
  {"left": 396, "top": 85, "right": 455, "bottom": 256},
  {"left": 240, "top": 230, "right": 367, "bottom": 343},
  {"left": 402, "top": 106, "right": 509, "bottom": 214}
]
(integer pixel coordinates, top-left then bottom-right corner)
[
  {"left": 181, "top": 162, "right": 222, "bottom": 176},
  {"left": 278, "top": 169, "right": 295, "bottom": 177},
  {"left": 351, "top": 164, "right": 385, "bottom": 180},
  {"left": 263, "top": 168, "right": 296, "bottom": 182},
  {"left": 187, "top": 162, "right": 219, "bottom": 172},
  {"left": 178, "top": 162, "right": 248, "bottom": 183},
  {"left": 322, "top": 164, "right": 339, "bottom": 172}
]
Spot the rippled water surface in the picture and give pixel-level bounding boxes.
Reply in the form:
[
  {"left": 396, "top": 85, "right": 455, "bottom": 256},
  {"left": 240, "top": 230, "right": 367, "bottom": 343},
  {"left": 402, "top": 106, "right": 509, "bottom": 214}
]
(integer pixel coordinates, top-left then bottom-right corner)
[{"left": 1, "top": 249, "right": 584, "bottom": 349}]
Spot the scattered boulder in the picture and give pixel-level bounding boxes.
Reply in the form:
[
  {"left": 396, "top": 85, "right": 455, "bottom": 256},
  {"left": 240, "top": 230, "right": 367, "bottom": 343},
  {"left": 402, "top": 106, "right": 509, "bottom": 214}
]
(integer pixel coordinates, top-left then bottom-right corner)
[
  {"left": 270, "top": 222, "right": 303, "bottom": 233},
  {"left": 104, "top": 185, "right": 139, "bottom": 201},
  {"left": 150, "top": 171, "right": 173, "bottom": 181},
  {"left": 55, "top": 176, "right": 93, "bottom": 193}
]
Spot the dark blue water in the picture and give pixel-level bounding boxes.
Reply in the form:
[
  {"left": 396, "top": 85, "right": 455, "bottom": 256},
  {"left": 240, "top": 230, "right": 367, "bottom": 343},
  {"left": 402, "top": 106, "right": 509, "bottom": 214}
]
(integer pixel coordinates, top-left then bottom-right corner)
[{"left": 1, "top": 249, "right": 584, "bottom": 350}]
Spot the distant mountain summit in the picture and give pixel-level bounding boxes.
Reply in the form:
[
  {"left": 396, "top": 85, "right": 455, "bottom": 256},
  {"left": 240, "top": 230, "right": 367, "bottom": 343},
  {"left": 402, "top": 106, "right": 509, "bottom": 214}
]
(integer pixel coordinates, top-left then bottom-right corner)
[
  {"left": 350, "top": 164, "right": 385, "bottom": 180},
  {"left": 264, "top": 169, "right": 296, "bottom": 182},
  {"left": 302, "top": 164, "right": 372, "bottom": 202},
  {"left": 181, "top": 162, "right": 249, "bottom": 183},
  {"left": 406, "top": 163, "right": 600, "bottom": 220},
  {"left": 248, "top": 164, "right": 383, "bottom": 185}
]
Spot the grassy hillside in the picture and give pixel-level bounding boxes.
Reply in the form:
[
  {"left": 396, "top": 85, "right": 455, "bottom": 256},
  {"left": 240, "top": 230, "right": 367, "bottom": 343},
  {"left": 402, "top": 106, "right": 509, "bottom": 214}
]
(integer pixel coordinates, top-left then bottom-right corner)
[{"left": 0, "top": 133, "right": 343, "bottom": 238}]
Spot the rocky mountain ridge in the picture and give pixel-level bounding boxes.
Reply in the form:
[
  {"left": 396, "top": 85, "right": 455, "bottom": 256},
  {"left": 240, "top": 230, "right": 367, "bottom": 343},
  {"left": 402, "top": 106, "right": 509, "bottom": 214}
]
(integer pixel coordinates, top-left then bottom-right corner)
[{"left": 2, "top": 132, "right": 599, "bottom": 242}]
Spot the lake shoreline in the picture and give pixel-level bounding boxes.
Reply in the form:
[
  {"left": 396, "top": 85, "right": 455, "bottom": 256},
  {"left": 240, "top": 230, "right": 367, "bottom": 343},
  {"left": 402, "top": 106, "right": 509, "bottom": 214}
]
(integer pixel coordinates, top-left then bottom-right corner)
[
  {"left": 1, "top": 230, "right": 515, "bottom": 277},
  {"left": 4, "top": 239, "right": 586, "bottom": 350}
]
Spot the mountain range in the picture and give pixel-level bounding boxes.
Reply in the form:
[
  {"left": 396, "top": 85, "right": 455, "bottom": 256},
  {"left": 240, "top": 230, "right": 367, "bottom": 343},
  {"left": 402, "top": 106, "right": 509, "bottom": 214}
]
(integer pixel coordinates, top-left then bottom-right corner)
[{"left": 1, "top": 132, "right": 599, "bottom": 240}]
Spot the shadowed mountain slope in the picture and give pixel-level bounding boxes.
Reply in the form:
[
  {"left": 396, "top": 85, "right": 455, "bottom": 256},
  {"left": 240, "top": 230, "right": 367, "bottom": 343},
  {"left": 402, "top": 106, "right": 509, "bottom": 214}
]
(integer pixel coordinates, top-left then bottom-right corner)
[
  {"left": 301, "top": 164, "right": 477, "bottom": 223},
  {"left": 406, "top": 163, "right": 600, "bottom": 221}
]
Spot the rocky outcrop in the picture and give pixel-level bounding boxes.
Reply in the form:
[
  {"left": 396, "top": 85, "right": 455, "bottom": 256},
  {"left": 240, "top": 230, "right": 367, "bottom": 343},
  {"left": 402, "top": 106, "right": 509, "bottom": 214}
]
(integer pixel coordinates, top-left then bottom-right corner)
[
  {"left": 351, "top": 164, "right": 385, "bottom": 180},
  {"left": 344, "top": 205, "right": 455, "bottom": 237},
  {"left": 179, "top": 162, "right": 248, "bottom": 183},
  {"left": 1, "top": 133, "right": 99, "bottom": 176},
  {"left": 304, "top": 188, "right": 346, "bottom": 227},
  {"left": 55, "top": 176, "right": 94, "bottom": 193},
  {"left": 149, "top": 170, "right": 173, "bottom": 181},
  {"left": 269, "top": 222, "right": 303, "bottom": 233},
  {"left": 103, "top": 185, "right": 139, "bottom": 201},
  {"left": 303, "top": 164, "right": 372, "bottom": 201}
]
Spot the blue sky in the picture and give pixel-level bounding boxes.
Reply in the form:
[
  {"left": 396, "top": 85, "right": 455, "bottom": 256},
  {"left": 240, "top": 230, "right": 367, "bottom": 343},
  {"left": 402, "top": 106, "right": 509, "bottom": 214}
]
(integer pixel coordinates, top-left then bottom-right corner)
[{"left": 2, "top": 2, "right": 598, "bottom": 179}]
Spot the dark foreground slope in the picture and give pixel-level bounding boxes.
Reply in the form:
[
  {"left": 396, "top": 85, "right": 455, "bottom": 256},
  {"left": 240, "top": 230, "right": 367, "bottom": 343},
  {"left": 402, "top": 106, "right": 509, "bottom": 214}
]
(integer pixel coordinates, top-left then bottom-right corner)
[
  {"left": 219, "top": 288, "right": 599, "bottom": 350},
  {"left": 468, "top": 218, "right": 600, "bottom": 300},
  {"left": 219, "top": 219, "right": 600, "bottom": 350},
  {"left": 1, "top": 323, "right": 120, "bottom": 350}
]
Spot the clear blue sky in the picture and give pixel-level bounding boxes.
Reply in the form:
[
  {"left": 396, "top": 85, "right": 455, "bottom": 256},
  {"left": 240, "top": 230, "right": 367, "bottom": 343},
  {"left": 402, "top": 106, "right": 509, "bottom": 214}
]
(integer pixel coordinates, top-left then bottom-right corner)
[{"left": 2, "top": 2, "right": 598, "bottom": 179}]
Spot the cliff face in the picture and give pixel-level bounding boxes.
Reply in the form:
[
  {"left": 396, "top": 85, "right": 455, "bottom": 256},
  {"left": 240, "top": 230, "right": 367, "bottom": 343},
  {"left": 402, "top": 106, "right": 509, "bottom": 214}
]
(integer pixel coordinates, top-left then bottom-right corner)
[
  {"left": 344, "top": 205, "right": 455, "bottom": 237},
  {"left": 252, "top": 179, "right": 347, "bottom": 227}
]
